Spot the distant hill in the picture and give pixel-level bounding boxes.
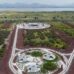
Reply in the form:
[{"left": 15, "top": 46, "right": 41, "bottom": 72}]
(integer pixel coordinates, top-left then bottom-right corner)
[{"left": 0, "top": 3, "right": 74, "bottom": 8}]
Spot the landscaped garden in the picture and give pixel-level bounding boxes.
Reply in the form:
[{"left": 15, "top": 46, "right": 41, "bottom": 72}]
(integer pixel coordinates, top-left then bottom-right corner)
[
  {"left": 41, "top": 61, "right": 57, "bottom": 73},
  {"left": 14, "top": 48, "right": 65, "bottom": 74},
  {"left": 24, "top": 29, "right": 67, "bottom": 49},
  {"left": 26, "top": 50, "right": 58, "bottom": 73},
  {"left": 31, "top": 51, "right": 43, "bottom": 57}
]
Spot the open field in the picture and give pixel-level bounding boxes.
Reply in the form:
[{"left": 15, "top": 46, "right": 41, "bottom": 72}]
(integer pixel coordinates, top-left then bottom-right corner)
[
  {"left": 0, "top": 11, "right": 74, "bottom": 58},
  {"left": 0, "top": 11, "right": 74, "bottom": 74},
  {"left": 8, "top": 11, "right": 73, "bottom": 52},
  {"left": 0, "top": 29, "right": 10, "bottom": 58},
  {"left": 51, "top": 21, "right": 74, "bottom": 37},
  {"left": 0, "top": 23, "right": 12, "bottom": 60},
  {"left": 0, "top": 11, "right": 74, "bottom": 23}
]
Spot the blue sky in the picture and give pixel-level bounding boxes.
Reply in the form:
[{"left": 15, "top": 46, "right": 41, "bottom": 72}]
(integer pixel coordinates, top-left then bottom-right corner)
[{"left": 0, "top": 0, "right": 73, "bottom": 5}]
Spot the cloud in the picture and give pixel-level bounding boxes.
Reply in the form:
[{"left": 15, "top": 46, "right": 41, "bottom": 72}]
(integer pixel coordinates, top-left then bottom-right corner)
[{"left": 0, "top": 0, "right": 73, "bottom": 5}]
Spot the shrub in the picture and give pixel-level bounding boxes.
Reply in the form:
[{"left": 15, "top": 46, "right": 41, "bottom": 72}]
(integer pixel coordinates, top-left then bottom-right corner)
[
  {"left": 42, "top": 61, "right": 57, "bottom": 71},
  {"left": 31, "top": 51, "right": 43, "bottom": 57}
]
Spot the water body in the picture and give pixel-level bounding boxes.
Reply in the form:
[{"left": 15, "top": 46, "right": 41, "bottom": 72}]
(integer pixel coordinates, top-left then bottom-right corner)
[{"left": 0, "top": 8, "right": 74, "bottom": 12}]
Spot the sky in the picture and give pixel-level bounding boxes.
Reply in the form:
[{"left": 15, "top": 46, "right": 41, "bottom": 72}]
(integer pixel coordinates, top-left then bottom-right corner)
[{"left": 0, "top": 0, "right": 73, "bottom": 5}]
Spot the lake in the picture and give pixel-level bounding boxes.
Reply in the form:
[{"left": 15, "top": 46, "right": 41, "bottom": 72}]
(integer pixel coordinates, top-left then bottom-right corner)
[{"left": 0, "top": 8, "right": 74, "bottom": 12}]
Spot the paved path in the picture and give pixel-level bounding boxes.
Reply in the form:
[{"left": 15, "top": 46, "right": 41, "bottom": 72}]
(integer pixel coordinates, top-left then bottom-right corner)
[
  {"left": 60, "top": 50, "right": 74, "bottom": 74},
  {"left": 9, "top": 26, "right": 19, "bottom": 74},
  {"left": 0, "top": 27, "right": 16, "bottom": 74}
]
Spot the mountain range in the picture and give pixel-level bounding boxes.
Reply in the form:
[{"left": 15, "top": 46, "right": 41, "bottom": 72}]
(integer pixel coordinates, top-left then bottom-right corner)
[{"left": 0, "top": 3, "right": 74, "bottom": 8}]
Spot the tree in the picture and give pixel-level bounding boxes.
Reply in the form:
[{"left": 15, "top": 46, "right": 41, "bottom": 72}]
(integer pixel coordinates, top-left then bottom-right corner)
[{"left": 42, "top": 61, "right": 57, "bottom": 71}]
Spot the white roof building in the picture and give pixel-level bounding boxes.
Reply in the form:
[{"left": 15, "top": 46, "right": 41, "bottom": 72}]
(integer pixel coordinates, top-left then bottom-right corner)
[
  {"left": 18, "top": 69, "right": 22, "bottom": 74},
  {"left": 17, "top": 53, "right": 43, "bottom": 73},
  {"left": 25, "top": 62, "right": 40, "bottom": 72},
  {"left": 18, "top": 53, "right": 34, "bottom": 63},
  {"left": 43, "top": 52, "right": 55, "bottom": 61},
  {"left": 18, "top": 23, "right": 50, "bottom": 29}
]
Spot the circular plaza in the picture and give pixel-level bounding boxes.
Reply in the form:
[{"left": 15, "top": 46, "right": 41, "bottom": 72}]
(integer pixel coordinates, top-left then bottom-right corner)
[
  {"left": 13, "top": 48, "right": 66, "bottom": 74},
  {"left": 18, "top": 23, "right": 50, "bottom": 29}
]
